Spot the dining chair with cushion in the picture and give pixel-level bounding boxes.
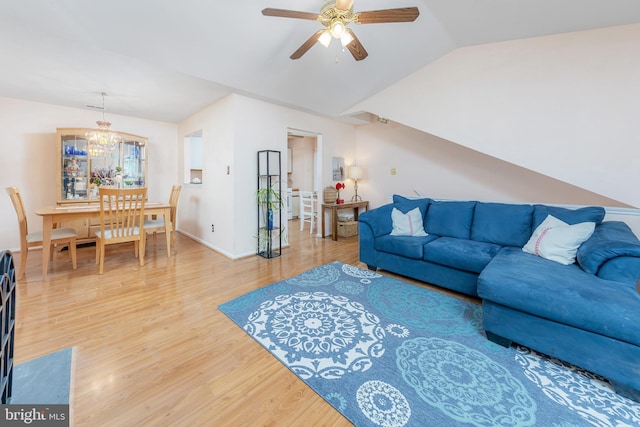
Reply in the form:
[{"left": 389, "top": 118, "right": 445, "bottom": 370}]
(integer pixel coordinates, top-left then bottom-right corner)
[
  {"left": 6, "top": 186, "right": 77, "bottom": 278},
  {"left": 299, "top": 190, "right": 317, "bottom": 234},
  {"left": 95, "top": 187, "right": 147, "bottom": 274},
  {"left": 144, "top": 185, "right": 181, "bottom": 255}
]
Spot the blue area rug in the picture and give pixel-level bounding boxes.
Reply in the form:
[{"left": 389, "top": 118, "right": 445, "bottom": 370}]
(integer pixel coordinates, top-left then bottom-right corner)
[
  {"left": 10, "top": 347, "right": 73, "bottom": 404},
  {"left": 219, "top": 262, "right": 640, "bottom": 426}
]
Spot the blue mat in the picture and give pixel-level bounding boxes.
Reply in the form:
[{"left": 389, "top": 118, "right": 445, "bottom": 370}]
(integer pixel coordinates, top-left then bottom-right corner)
[
  {"left": 10, "top": 347, "right": 73, "bottom": 404},
  {"left": 219, "top": 261, "right": 640, "bottom": 427}
]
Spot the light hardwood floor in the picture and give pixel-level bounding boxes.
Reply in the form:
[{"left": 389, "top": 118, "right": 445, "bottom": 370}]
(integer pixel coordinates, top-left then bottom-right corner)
[{"left": 14, "top": 221, "right": 473, "bottom": 426}]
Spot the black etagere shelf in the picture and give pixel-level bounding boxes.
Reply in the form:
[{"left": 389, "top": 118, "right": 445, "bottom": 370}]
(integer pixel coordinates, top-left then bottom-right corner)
[
  {"left": 257, "top": 150, "right": 283, "bottom": 258},
  {"left": 0, "top": 251, "right": 16, "bottom": 404}
]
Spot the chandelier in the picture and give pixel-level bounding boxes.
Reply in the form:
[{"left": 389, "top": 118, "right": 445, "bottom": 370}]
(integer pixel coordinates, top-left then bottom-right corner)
[{"left": 86, "top": 92, "right": 122, "bottom": 155}]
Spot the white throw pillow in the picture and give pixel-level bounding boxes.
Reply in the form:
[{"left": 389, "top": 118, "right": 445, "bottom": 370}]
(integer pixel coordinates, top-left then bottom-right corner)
[
  {"left": 390, "top": 207, "right": 428, "bottom": 237},
  {"left": 522, "top": 214, "right": 595, "bottom": 265}
]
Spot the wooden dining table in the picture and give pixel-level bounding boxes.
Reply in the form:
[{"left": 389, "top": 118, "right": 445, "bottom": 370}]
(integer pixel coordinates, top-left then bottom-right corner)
[{"left": 35, "top": 202, "right": 172, "bottom": 279}]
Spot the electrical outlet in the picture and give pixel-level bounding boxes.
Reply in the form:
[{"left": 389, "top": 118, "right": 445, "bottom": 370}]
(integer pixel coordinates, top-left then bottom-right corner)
[{"left": 211, "top": 224, "right": 215, "bottom": 232}]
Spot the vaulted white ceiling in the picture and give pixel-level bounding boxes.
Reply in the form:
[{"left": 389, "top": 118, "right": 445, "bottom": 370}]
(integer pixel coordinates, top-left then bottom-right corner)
[{"left": 1, "top": 0, "right": 639, "bottom": 123}]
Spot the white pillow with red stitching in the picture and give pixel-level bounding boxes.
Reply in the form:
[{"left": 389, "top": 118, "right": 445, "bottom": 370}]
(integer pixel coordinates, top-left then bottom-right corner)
[
  {"left": 390, "top": 207, "right": 428, "bottom": 237},
  {"left": 523, "top": 214, "right": 595, "bottom": 265}
]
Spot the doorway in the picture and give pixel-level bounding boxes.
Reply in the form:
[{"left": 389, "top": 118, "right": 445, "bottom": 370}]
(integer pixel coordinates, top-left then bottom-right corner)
[{"left": 287, "top": 128, "right": 321, "bottom": 237}]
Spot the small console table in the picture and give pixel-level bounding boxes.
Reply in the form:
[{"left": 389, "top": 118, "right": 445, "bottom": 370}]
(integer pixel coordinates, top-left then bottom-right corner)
[{"left": 321, "top": 201, "right": 369, "bottom": 241}]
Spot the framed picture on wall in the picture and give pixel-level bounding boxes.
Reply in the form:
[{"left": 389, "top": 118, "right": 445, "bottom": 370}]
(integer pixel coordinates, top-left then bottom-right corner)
[{"left": 332, "top": 157, "right": 345, "bottom": 181}]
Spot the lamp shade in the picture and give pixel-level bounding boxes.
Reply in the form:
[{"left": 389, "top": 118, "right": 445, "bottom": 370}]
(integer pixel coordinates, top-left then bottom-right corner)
[
  {"left": 319, "top": 30, "right": 332, "bottom": 48},
  {"left": 348, "top": 165, "right": 363, "bottom": 180}
]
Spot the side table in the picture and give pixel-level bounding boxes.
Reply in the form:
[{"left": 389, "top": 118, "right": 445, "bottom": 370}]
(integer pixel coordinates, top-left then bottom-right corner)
[{"left": 321, "top": 201, "right": 369, "bottom": 241}]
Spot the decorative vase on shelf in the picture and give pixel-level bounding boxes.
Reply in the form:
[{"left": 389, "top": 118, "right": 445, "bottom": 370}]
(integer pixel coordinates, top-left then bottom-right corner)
[
  {"left": 267, "top": 208, "right": 274, "bottom": 230},
  {"left": 335, "top": 182, "right": 345, "bottom": 204}
]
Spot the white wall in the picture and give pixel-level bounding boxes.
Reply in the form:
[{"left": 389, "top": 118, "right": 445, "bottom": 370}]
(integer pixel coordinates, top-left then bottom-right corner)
[
  {"left": 355, "top": 120, "right": 640, "bottom": 236},
  {"left": 0, "top": 96, "right": 178, "bottom": 251},
  {"left": 177, "top": 94, "right": 236, "bottom": 257},
  {"left": 178, "top": 94, "right": 357, "bottom": 258},
  {"left": 356, "top": 120, "right": 625, "bottom": 208},
  {"left": 351, "top": 23, "right": 640, "bottom": 207}
]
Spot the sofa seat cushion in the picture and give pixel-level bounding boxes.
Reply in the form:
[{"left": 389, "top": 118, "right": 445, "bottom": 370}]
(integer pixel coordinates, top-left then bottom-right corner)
[
  {"left": 425, "top": 200, "right": 476, "bottom": 239},
  {"left": 471, "top": 202, "right": 533, "bottom": 247},
  {"left": 375, "top": 234, "right": 438, "bottom": 260},
  {"left": 423, "top": 237, "right": 502, "bottom": 273},
  {"left": 478, "top": 247, "right": 640, "bottom": 346}
]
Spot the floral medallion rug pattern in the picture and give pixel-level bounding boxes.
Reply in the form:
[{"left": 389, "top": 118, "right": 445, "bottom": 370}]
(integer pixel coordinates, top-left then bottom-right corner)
[{"left": 219, "top": 262, "right": 640, "bottom": 427}]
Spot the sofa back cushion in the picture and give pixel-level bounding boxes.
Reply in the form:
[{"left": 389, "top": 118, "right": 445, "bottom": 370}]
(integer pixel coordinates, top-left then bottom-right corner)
[
  {"left": 532, "top": 205, "right": 605, "bottom": 229},
  {"left": 392, "top": 195, "right": 430, "bottom": 220},
  {"left": 471, "top": 202, "right": 534, "bottom": 247},
  {"left": 425, "top": 201, "right": 476, "bottom": 239}
]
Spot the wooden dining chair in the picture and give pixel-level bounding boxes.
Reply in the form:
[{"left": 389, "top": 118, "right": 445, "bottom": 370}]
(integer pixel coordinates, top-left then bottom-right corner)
[
  {"left": 6, "top": 186, "right": 77, "bottom": 278},
  {"left": 144, "top": 185, "right": 182, "bottom": 255},
  {"left": 95, "top": 187, "right": 147, "bottom": 274}
]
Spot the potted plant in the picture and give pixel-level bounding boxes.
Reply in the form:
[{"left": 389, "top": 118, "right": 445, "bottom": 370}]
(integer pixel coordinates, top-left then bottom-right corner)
[{"left": 256, "top": 182, "right": 285, "bottom": 256}]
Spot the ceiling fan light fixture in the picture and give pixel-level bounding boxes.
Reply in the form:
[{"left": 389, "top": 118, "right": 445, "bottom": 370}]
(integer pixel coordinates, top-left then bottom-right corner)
[
  {"left": 340, "top": 31, "right": 354, "bottom": 47},
  {"left": 319, "top": 30, "right": 332, "bottom": 48},
  {"left": 330, "top": 19, "right": 345, "bottom": 38}
]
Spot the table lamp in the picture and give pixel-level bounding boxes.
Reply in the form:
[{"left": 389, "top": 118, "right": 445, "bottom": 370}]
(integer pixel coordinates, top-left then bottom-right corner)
[{"left": 348, "top": 165, "right": 363, "bottom": 202}]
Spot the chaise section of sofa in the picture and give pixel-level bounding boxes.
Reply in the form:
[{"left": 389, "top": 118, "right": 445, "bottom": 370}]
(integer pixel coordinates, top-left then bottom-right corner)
[
  {"left": 358, "top": 195, "right": 640, "bottom": 401},
  {"left": 478, "top": 245, "right": 640, "bottom": 400}
]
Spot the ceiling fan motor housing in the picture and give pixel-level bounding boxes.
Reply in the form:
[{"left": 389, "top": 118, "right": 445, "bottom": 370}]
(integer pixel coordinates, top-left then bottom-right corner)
[{"left": 319, "top": 0, "right": 355, "bottom": 28}]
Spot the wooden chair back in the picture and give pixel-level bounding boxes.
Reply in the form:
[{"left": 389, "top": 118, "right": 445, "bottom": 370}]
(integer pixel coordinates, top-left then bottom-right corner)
[
  {"left": 168, "top": 185, "right": 182, "bottom": 229},
  {"left": 6, "top": 186, "right": 77, "bottom": 278},
  {"left": 6, "top": 187, "right": 29, "bottom": 248},
  {"left": 96, "top": 187, "right": 147, "bottom": 274},
  {"left": 144, "top": 185, "right": 181, "bottom": 255}
]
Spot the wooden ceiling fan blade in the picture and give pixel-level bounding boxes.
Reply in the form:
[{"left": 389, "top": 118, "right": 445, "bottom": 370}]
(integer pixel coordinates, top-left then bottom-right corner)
[
  {"left": 345, "top": 29, "right": 368, "bottom": 61},
  {"left": 356, "top": 7, "right": 420, "bottom": 24},
  {"left": 290, "top": 30, "right": 325, "bottom": 60},
  {"left": 335, "top": 0, "right": 355, "bottom": 11},
  {"left": 262, "top": 8, "right": 319, "bottom": 21}
]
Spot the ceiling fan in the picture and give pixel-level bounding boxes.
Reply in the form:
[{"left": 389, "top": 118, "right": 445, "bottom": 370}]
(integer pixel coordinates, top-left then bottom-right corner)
[{"left": 262, "top": 0, "right": 419, "bottom": 61}]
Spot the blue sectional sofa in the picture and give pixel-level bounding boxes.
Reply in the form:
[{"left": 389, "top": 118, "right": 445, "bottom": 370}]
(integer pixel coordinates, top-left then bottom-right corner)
[{"left": 358, "top": 195, "right": 640, "bottom": 401}]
